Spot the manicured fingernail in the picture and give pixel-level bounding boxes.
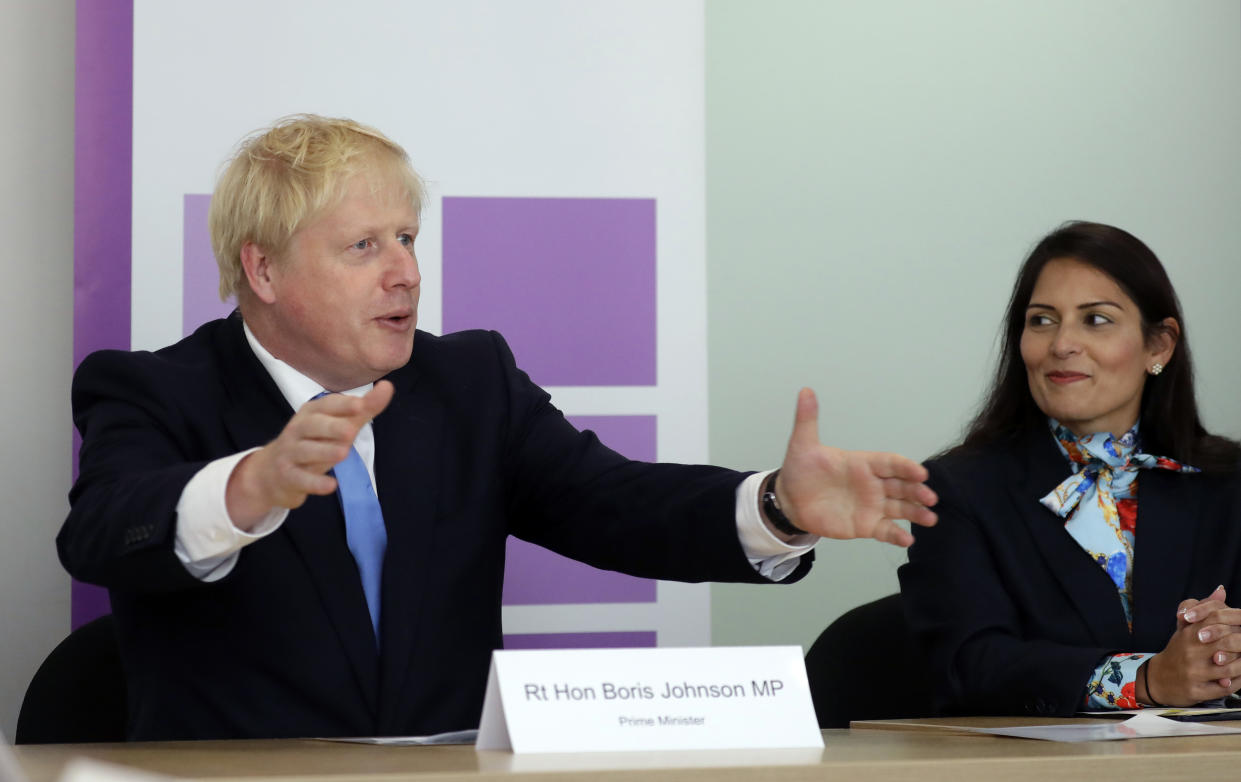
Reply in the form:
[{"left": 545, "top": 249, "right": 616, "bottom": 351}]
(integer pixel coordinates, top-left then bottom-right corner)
[
  {"left": 1178, "top": 606, "right": 1188, "bottom": 614},
  {"left": 1217, "top": 652, "right": 1227, "bottom": 665},
  {"left": 1185, "top": 611, "right": 1198, "bottom": 622},
  {"left": 1199, "top": 629, "right": 1211, "bottom": 642}
]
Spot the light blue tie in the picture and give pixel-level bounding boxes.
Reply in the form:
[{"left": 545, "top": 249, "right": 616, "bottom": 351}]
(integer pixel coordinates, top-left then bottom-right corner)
[{"left": 316, "top": 393, "right": 387, "bottom": 643}]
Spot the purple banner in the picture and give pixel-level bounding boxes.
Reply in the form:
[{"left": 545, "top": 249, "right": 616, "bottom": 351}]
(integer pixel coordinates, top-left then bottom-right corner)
[
  {"left": 75, "top": 44, "right": 669, "bottom": 646},
  {"left": 72, "top": 0, "right": 134, "bottom": 628},
  {"left": 442, "top": 196, "right": 656, "bottom": 387}
]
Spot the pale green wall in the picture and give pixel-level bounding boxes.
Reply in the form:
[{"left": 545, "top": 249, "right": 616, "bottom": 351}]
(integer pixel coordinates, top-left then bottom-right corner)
[{"left": 706, "top": 0, "right": 1241, "bottom": 649}]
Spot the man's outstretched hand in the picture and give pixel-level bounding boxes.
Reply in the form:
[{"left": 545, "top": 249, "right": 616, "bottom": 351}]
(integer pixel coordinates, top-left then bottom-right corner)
[{"left": 770, "top": 388, "right": 937, "bottom": 547}]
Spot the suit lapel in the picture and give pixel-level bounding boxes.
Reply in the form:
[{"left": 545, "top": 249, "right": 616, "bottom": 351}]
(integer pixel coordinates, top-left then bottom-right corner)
[
  {"left": 373, "top": 362, "right": 445, "bottom": 730},
  {"left": 1008, "top": 430, "right": 1132, "bottom": 648},
  {"left": 1131, "top": 470, "right": 1200, "bottom": 649},
  {"left": 214, "top": 315, "right": 381, "bottom": 717},
  {"left": 278, "top": 495, "right": 382, "bottom": 715},
  {"left": 216, "top": 313, "right": 291, "bottom": 450}
]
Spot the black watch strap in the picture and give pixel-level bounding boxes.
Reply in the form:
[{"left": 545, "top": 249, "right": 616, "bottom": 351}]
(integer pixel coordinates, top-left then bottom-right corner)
[{"left": 761, "top": 469, "right": 806, "bottom": 536}]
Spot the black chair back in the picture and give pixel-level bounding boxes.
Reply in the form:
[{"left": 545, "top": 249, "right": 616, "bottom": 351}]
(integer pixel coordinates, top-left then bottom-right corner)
[
  {"left": 804, "top": 593, "right": 934, "bottom": 728},
  {"left": 15, "top": 614, "right": 127, "bottom": 743}
]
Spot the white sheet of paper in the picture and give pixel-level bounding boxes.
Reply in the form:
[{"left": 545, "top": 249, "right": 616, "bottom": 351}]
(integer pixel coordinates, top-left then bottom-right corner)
[
  {"left": 4, "top": 730, "right": 181, "bottom": 782},
  {"left": 475, "top": 646, "right": 823, "bottom": 753},
  {"left": 970, "top": 712, "right": 1241, "bottom": 742},
  {"left": 1080, "top": 707, "right": 1241, "bottom": 720},
  {"left": 57, "top": 758, "right": 179, "bottom": 782},
  {"left": 322, "top": 730, "right": 479, "bottom": 746}
]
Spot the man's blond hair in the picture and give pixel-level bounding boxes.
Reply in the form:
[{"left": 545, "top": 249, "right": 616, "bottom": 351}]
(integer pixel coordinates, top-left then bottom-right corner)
[{"left": 209, "top": 114, "right": 425, "bottom": 301}]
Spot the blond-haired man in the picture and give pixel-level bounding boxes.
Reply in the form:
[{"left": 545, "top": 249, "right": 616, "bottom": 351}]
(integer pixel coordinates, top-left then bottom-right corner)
[{"left": 59, "top": 115, "right": 935, "bottom": 740}]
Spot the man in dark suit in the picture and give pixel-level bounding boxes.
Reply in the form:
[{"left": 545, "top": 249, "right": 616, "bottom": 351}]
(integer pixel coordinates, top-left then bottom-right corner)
[{"left": 58, "top": 114, "right": 937, "bottom": 740}]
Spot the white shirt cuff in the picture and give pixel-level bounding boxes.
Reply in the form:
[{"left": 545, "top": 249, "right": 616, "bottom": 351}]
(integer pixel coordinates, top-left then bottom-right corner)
[
  {"left": 173, "top": 449, "right": 288, "bottom": 582},
  {"left": 735, "top": 470, "right": 817, "bottom": 581}
]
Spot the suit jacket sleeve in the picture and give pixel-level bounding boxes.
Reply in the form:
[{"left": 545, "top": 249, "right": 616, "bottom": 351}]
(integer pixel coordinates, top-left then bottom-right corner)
[
  {"left": 59, "top": 348, "right": 216, "bottom": 591},
  {"left": 897, "top": 454, "right": 1113, "bottom": 717},
  {"left": 473, "top": 330, "right": 811, "bottom": 585}
]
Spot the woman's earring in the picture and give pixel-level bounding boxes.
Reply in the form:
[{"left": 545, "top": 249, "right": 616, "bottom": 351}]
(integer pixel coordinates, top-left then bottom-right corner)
[{"left": 1149, "top": 363, "right": 1164, "bottom": 376}]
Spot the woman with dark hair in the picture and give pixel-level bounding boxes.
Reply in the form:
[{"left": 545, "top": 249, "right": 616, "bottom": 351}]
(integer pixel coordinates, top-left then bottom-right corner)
[{"left": 899, "top": 221, "right": 1241, "bottom": 716}]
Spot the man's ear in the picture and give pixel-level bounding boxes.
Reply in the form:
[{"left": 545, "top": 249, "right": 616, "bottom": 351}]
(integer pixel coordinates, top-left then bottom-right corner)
[{"left": 240, "top": 242, "right": 278, "bottom": 304}]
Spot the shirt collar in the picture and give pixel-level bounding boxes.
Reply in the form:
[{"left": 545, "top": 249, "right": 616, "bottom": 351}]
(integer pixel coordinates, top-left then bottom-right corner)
[
  {"left": 242, "top": 321, "right": 372, "bottom": 411},
  {"left": 1048, "top": 417, "right": 1141, "bottom": 464}
]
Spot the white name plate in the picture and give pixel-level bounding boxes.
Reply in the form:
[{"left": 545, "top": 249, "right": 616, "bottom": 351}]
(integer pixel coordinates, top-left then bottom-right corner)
[{"left": 475, "top": 646, "right": 823, "bottom": 753}]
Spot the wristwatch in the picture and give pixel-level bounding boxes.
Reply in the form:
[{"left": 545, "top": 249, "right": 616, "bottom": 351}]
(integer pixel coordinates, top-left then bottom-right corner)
[{"left": 761, "top": 469, "right": 806, "bottom": 536}]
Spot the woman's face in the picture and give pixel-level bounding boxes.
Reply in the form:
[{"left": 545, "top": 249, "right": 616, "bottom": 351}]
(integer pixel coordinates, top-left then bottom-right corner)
[{"left": 1020, "top": 258, "right": 1174, "bottom": 438}]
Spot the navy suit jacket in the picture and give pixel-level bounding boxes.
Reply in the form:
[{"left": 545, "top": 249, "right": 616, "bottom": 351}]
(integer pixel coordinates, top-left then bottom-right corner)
[
  {"left": 898, "top": 429, "right": 1241, "bottom": 717},
  {"left": 58, "top": 314, "right": 810, "bottom": 740}
]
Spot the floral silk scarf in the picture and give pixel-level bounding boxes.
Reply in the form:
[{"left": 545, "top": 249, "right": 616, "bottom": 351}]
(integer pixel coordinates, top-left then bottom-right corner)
[{"left": 1039, "top": 420, "right": 1199, "bottom": 626}]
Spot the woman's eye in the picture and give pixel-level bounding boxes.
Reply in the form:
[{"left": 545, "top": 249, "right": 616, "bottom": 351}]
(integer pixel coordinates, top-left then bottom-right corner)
[
  {"left": 352, "top": 239, "right": 373, "bottom": 251},
  {"left": 398, "top": 233, "right": 414, "bottom": 247},
  {"left": 1086, "top": 313, "right": 1112, "bottom": 326},
  {"left": 1027, "top": 314, "right": 1053, "bottom": 327}
]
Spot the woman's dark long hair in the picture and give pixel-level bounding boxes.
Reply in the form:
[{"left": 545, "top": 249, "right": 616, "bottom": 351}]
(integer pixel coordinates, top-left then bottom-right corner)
[{"left": 957, "top": 221, "right": 1240, "bottom": 471}]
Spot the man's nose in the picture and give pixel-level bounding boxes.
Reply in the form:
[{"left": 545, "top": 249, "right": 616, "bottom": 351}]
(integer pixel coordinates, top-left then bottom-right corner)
[{"left": 385, "top": 242, "right": 420, "bottom": 289}]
